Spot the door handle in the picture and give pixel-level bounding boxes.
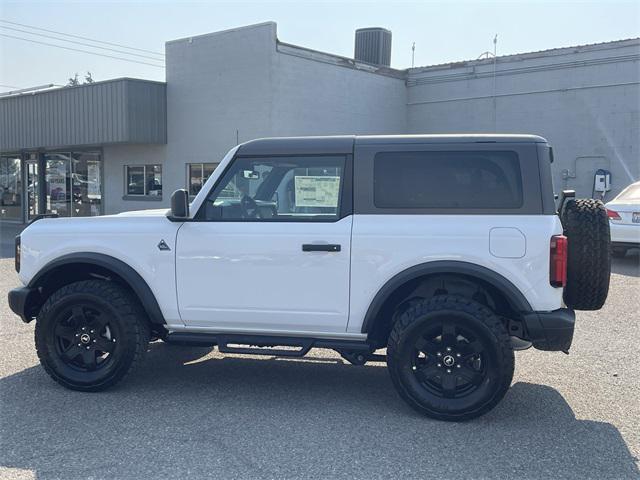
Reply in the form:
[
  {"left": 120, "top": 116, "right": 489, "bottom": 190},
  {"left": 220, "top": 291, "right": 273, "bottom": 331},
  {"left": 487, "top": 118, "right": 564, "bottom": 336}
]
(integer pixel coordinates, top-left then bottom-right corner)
[{"left": 302, "top": 244, "right": 341, "bottom": 252}]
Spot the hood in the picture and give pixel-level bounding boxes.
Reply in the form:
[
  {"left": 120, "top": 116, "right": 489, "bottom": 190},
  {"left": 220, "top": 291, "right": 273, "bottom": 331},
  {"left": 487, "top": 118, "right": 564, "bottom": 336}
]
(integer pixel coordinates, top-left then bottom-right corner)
[{"left": 115, "top": 208, "right": 170, "bottom": 217}]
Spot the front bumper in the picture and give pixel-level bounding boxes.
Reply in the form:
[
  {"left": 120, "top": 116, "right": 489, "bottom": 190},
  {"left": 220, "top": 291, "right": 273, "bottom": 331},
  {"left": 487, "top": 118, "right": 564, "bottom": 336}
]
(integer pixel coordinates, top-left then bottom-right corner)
[
  {"left": 8, "top": 287, "right": 40, "bottom": 323},
  {"left": 522, "top": 308, "right": 575, "bottom": 352}
]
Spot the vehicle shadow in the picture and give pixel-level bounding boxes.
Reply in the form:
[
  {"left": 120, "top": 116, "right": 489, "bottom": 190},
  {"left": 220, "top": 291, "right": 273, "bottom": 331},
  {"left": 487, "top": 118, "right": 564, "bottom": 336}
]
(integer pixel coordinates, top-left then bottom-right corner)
[
  {"left": 1, "top": 344, "right": 638, "bottom": 479},
  {"left": 611, "top": 250, "right": 640, "bottom": 278}
]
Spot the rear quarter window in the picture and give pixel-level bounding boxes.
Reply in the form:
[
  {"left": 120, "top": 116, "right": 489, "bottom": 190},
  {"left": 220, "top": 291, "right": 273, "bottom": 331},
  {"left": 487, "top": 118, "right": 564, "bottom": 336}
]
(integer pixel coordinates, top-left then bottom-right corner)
[{"left": 373, "top": 151, "right": 523, "bottom": 209}]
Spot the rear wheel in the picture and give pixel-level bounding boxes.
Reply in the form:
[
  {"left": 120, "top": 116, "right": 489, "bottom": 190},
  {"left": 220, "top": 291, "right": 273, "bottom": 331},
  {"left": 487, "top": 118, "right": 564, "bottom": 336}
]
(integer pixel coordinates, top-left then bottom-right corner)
[
  {"left": 387, "top": 295, "right": 514, "bottom": 421},
  {"left": 35, "top": 280, "right": 150, "bottom": 391}
]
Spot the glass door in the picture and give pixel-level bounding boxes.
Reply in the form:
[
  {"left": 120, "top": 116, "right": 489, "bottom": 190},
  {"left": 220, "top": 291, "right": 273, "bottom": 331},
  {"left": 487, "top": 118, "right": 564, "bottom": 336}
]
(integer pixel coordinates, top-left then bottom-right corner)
[
  {"left": 0, "top": 155, "right": 23, "bottom": 221},
  {"left": 45, "top": 153, "right": 71, "bottom": 217},
  {"left": 26, "top": 160, "right": 39, "bottom": 220},
  {"left": 71, "top": 152, "right": 102, "bottom": 216}
]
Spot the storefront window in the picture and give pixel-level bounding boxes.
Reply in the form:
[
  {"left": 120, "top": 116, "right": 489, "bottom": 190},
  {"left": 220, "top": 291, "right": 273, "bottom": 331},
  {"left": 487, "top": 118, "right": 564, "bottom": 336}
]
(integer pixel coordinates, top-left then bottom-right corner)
[
  {"left": 125, "top": 164, "right": 162, "bottom": 197},
  {"left": 187, "top": 163, "right": 218, "bottom": 196},
  {"left": 0, "top": 155, "right": 22, "bottom": 221},
  {"left": 72, "top": 152, "right": 102, "bottom": 216}
]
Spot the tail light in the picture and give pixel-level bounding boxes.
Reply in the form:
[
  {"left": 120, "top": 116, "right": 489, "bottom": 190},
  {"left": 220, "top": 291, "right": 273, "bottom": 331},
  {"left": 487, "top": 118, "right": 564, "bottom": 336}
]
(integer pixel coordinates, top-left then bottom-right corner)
[
  {"left": 550, "top": 235, "right": 568, "bottom": 288},
  {"left": 606, "top": 209, "right": 621, "bottom": 220}
]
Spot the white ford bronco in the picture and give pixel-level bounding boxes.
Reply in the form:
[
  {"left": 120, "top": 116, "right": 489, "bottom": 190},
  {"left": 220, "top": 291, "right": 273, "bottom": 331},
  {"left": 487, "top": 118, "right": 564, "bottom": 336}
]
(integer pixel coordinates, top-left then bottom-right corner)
[{"left": 9, "top": 135, "right": 611, "bottom": 421}]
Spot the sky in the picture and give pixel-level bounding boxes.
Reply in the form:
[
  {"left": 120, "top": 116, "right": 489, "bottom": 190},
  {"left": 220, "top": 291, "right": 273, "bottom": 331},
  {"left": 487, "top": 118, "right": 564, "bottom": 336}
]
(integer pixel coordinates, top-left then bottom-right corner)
[{"left": 1, "top": 0, "right": 639, "bottom": 91}]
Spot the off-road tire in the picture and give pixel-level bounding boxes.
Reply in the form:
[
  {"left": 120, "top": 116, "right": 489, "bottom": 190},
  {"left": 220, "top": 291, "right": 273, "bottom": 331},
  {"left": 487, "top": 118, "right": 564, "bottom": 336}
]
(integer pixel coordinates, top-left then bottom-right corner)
[
  {"left": 35, "top": 280, "right": 150, "bottom": 391},
  {"left": 387, "top": 295, "right": 514, "bottom": 421},
  {"left": 561, "top": 198, "right": 611, "bottom": 310}
]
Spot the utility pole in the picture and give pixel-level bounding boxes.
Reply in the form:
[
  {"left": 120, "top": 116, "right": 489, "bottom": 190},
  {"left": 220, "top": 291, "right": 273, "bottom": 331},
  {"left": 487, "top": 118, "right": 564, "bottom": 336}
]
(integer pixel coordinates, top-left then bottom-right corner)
[
  {"left": 493, "top": 34, "right": 498, "bottom": 132},
  {"left": 411, "top": 42, "right": 415, "bottom": 68}
]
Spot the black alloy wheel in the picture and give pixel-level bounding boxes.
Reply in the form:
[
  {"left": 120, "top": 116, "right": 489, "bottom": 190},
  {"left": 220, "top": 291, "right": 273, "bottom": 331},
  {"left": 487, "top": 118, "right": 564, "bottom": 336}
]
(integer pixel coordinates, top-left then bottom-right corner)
[
  {"left": 411, "top": 322, "right": 488, "bottom": 400},
  {"left": 52, "top": 304, "right": 119, "bottom": 373},
  {"left": 387, "top": 295, "right": 514, "bottom": 421},
  {"left": 35, "top": 280, "right": 150, "bottom": 391}
]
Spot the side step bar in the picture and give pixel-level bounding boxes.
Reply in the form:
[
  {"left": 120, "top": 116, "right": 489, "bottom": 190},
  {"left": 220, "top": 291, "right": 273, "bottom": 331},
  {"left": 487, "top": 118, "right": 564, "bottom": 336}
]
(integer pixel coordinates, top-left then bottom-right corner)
[{"left": 164, "top": 332, "right": 379, "bottom": 363}]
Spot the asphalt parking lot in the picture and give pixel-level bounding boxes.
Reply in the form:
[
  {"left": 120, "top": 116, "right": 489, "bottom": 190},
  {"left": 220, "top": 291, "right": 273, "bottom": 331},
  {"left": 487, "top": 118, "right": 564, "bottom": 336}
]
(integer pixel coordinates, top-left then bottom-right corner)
[{"left": 0, "top": 231, "right": 638, "bottom": 479}]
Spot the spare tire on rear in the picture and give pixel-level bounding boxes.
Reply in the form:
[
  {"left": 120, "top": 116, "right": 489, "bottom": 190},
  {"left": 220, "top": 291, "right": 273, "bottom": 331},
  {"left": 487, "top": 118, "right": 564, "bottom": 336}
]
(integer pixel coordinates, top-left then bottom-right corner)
[{"left": 560, "top": 198, "right": 611, "bottom": 310}]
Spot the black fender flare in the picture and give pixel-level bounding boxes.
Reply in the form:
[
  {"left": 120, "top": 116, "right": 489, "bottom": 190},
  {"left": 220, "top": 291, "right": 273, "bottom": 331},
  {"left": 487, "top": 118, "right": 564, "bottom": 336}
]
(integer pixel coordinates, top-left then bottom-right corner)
[
  {"left": 360, "top": 260, "right": 532, "bottom": 334},
  {"left": 29, "top": 252, "right": 166, "bottom": 325}
]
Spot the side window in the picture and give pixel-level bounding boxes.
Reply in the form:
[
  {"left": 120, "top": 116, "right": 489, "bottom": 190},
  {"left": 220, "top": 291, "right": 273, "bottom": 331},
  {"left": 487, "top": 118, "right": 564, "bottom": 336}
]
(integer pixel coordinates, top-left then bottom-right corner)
[
  {"left": 374, "top": 151, "right": 523, "bottom": 209},
  {"left": 200, "top": 155, "right": 346, "bottom": 221}
]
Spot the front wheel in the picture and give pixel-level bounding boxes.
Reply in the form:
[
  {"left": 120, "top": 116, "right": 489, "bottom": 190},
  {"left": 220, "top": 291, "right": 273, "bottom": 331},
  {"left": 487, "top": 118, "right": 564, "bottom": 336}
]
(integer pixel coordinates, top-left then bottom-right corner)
[
  {"left": 387, "top": 295, "right": 514, "bottom": 421},
  {"left": 35, "top": 280, "right": 150, "bottom": 391}
]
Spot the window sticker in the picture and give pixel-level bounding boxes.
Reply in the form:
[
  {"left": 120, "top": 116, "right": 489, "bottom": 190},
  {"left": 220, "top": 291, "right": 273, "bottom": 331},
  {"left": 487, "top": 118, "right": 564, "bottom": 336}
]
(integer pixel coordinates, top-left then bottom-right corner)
[{"left": 294, "top": 176, "right": 340, "bottom": 207}]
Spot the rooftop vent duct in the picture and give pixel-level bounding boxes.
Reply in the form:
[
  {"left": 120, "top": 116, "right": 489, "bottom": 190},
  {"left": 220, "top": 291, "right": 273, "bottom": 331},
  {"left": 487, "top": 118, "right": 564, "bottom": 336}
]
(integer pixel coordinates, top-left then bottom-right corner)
[{"left": 354, "top": 27, "right": 392, "bottom": 67}]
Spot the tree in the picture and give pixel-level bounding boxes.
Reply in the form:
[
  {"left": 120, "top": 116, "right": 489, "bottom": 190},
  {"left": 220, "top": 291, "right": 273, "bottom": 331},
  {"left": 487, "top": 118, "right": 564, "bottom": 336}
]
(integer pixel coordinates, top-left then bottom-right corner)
[
  {"left": 85, "top": 72, "right": 94, "bottom": 84},
  {"left": 67, "top": 73, "right": 79, "bottom": 86}
]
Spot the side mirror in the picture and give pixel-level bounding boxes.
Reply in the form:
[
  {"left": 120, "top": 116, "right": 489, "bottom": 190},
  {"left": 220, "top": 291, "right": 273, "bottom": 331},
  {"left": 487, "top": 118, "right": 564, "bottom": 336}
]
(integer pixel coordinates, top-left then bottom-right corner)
[{"left": 170, "top": 189, "right": 189, "bottom": 219}]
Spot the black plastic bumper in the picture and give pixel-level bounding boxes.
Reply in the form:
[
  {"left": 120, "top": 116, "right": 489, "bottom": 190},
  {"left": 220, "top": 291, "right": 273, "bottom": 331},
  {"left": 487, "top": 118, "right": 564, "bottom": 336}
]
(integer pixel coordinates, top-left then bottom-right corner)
[
  {"left": 8, "top": 287, "right": 40, "bottom": 323},
  {"left": 611, "top": 241, "right": 640, "bottom": 249},
  {"left": 522, "top": 308, "right": 575, "bottom": 352}
]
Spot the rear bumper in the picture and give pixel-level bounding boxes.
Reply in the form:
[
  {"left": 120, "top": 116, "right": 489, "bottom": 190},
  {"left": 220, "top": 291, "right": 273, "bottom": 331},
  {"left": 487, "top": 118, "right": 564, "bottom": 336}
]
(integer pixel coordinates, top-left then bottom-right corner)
[
  {"left": 609, "top": 223, "right": 640, "bottom": 245},
  {"left": 611, "top": 241, "right": 640, "bottom": 249},
  {"left": 8, "top": 287, "right": 40, "bottom": 323},
  {"left": 522, "top": 308, "right": 575, "bottom": 352}
]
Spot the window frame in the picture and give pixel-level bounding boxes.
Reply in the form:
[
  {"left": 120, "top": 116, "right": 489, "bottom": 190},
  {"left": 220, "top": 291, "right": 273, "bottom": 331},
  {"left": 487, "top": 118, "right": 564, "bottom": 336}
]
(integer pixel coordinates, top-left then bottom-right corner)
[
  {"left": 186, "top": 162, "right": 218, "bottom": 198},
  {"left": 194, "top": 153, "right": 353, "bottom": 223},
  {"left": 354, "top": 143, "right": 544, "bottom": 215},
  {"left": 123, "top": 164, "right": 163, "bottom": 199}
]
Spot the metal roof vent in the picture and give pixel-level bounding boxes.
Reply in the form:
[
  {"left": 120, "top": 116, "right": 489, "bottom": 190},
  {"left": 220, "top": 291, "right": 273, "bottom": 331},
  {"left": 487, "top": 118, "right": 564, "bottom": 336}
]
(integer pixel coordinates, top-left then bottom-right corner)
[{"left": 354, "top": 27, "right": 392, "bottom": 67}]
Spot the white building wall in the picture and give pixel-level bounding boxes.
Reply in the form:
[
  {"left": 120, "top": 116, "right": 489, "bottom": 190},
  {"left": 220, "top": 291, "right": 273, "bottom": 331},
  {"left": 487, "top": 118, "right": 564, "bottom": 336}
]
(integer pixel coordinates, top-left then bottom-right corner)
[
  {"left": 132, "top": 22, "right": 408, "bottom": 215},
  {"left": 406, "top": 40, "right": 640, "bottom": 198},
  {"left": 102, "top": 144, "right": 167, "bottom": 214},
  {"left": 100, "top": 24, "right": 639, "bottom": 215},
  {"left": 162, "top": 22, "right": 278, "bottom": 208},
  {"left": 270, "top": 45, "right": 406, "bottom": 136}
]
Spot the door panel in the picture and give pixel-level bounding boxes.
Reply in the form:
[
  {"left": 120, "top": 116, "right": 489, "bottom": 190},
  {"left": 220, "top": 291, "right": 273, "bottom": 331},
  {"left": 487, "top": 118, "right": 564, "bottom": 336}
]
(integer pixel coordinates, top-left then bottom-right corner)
[
  {"left": 176, "top": 217, "right": 352, "bottom": 333},
  {"left": 176, "top": 153, "right": 353, "bottom": 334}
]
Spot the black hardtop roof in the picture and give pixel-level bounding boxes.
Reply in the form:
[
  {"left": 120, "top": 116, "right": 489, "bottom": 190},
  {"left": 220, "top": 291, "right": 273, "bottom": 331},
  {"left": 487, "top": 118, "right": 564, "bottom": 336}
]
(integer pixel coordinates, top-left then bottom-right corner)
[{"left": 238, "top": 134, "right": 548, "bottom": 155}]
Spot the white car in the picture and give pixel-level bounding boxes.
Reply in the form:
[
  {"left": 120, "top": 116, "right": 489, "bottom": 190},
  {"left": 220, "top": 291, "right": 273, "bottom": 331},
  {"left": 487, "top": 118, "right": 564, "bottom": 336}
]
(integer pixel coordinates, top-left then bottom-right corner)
[
  {"left": 605, "top": 181, "right": 640, "bottom": 257},
  {"left": 9, "top": 134, "right": 611, "bottom": 421}
]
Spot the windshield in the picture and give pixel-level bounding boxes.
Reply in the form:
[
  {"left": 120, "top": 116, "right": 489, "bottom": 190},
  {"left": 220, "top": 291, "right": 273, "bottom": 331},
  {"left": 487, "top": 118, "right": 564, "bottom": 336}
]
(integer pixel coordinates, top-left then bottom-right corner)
[{"left": 616, "top": 183, "right": 640, "bottom": 202}]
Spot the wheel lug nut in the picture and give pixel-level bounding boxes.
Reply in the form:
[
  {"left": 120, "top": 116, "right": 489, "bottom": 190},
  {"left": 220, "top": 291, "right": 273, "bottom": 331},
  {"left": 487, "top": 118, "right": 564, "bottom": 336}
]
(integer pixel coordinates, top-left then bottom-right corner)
[
  {"left": 81, "top": 327, "right": 86, "bottom": 331},
  {"left": 93, "top": 340, "right": 96, "bottom": 343},
  {"left": 86, "top": 346, "right": 90, "bottom": 350},
  {"left": 436, "top": 352, "right": 441, "bottom": 356},
  {"left": 77, "top": 344, "right": 81, "bottom": 347},
  {"left": 456, "top": 353, "right": 461, "bottom": 357},
  {"left": 446, "top": 347, "right": 452, "bottom": 352},
  {"left": 446, "top": 369, "right": 452, "bottom": 373},
  {"left": 75, "top": 334, "right": 79, "bottom": 337},
  {"left": 90, "top": 330, "right": 94, "bottom": 333},
  {"left": 437, "top": 363, "right": 442, "bottom": 367},
  {"left": 456, "top": 364, "right": 461, "bottom": 368}
]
